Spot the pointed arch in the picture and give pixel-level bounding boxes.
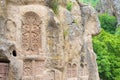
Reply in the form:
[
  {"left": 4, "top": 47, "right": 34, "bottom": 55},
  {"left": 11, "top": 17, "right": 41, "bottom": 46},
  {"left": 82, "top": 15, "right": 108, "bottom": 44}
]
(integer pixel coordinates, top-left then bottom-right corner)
[{"left": 67, "top": 62, "right": 78, "bottom": 79}]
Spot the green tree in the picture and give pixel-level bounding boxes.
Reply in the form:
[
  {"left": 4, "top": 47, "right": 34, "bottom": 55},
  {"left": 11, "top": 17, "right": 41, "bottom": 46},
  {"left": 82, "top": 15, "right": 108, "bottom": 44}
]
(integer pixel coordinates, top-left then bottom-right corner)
[
  {"left": 99, "top": 14, "right": 117, "bottom": 34},
  {"left": 93, "top": 14, "right": 120, "bottom": 80}
]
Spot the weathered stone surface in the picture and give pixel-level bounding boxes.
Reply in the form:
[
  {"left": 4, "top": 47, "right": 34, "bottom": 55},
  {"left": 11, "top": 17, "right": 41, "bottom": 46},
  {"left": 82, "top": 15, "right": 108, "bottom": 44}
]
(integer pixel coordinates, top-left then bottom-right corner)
[
  {"left": 96, "top": 0, "right": 120, "bottom": 26},
  {"left": 0, "top": 0, "right": 100, "bottom": 80},
  {"left": 110, "top": 0, "right": 120, "bottom": 26},
  {"left": 0, "top": 17, "right": 5, "bottom": 38}
]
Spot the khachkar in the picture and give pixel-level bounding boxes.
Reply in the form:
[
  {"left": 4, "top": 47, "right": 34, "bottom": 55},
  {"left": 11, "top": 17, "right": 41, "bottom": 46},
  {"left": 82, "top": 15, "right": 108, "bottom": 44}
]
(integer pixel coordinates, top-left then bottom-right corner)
[
  {"left": 0, "top": 0, "right": 100, "bottom": 80},
  {"left": 22, "top": 12, "right": 42, "bottom": 55}
]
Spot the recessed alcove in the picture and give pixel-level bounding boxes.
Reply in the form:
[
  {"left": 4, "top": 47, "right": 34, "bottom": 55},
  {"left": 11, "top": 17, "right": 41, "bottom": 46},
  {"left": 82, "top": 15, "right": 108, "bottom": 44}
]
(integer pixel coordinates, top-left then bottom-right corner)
[{"left": 12, "top": 50, "right": 17, "bottom": 57}]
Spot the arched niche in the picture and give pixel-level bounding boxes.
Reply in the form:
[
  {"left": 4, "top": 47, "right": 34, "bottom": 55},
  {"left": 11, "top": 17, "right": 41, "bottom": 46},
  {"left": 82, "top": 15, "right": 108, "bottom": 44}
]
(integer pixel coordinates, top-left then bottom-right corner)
[
  {"left": 67, "top": 63, "right": 78, "bottom": 80},
  {"left": 79, "top": 63, "right": 89, "bottom": 77},
  {"left": 48, "top": 69, "right": 61, "bottom": 80},
  {"left": 22, "top": 11, "right": 42, "bottom": 55}
]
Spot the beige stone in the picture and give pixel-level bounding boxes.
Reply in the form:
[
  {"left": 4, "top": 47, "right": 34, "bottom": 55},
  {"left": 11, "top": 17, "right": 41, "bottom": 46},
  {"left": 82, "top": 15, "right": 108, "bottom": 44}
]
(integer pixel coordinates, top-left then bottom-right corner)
[
  {"left": 96, "top": 0, "right": 120, "bottom": 26},
  {"left": 0, "top": 0, "right": 100, "bottom": 80}
]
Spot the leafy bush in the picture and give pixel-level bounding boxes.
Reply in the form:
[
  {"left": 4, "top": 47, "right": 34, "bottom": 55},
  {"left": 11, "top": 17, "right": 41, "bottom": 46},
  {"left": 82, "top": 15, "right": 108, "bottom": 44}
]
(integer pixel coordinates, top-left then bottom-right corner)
[
  {"left": 115, "top": 27, "right": 120, "bottom": 36},
  {"left": 79, "top": 0, "right": 99, "bottom": 7},
  {"left": 93, "top": 13, "right": 120, "bottom": 80},
  {"left": 99, "top": 14, "right": 117, "bottom": 34},
  {"left": 66, "top": 1, "right": 73, "bottom": 11},
  {"left": 93, "top": 29, "right": 120, "bottom": 80}
]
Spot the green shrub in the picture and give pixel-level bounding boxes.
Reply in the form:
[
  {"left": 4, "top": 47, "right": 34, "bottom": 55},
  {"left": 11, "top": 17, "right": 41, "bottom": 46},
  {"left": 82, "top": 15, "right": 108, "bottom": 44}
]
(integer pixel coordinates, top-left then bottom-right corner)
[
  {"left": 93, "top": 29, "right": 120, "bottom": 80},
  {"left": 66, "top": 1, "right": 73, "bottom": 11},
  {"left": 115, "top": 26, "right": 120, "bottom": 36},
  {"left": 63, "top": 29, "right": 69, "bottom": 39},
  {"left": 99, "top": 14, "right": 117, "bottom": 34},
  {"left": 79, "top": 0, "right": 99, "bottom": 7}
]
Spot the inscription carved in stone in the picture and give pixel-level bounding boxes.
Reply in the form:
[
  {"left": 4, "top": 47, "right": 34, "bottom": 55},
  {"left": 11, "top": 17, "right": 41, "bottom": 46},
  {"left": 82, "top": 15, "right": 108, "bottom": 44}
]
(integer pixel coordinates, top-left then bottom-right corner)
[{"left": 22, "top": 12, "right": 41, "bottom": 54}]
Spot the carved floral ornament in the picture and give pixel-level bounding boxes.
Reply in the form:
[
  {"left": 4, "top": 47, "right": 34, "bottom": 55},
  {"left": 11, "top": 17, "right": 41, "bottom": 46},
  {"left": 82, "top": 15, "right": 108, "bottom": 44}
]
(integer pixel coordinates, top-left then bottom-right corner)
[{"left": 22, "top": 12, "right": 42, "bottom": 54}]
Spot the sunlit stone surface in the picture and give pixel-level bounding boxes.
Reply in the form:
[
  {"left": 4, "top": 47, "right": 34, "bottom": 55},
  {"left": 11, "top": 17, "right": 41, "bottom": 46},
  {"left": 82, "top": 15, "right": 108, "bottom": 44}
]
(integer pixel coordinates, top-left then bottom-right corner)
[{"left": 0, "top": 0, "right": 100, "bottom": 80}]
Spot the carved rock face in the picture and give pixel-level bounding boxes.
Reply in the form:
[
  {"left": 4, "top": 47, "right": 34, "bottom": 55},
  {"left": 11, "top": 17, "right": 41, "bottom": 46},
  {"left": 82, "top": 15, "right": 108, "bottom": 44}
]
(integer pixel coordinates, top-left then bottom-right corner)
[
  {"left": 0, "top": 1, "right": 100, "bottom": 80},
  {"left": 7, "top": 0, "right": 45, "bottom": 5},
  {"left": 22, "top": 12, "right": 42, "bottom": 55},
  {"left": 0, "top": 63, "right": 9, "bottom": 80},
  {"left": 96, "top": 0, "right": 120, "bottom": 25}
]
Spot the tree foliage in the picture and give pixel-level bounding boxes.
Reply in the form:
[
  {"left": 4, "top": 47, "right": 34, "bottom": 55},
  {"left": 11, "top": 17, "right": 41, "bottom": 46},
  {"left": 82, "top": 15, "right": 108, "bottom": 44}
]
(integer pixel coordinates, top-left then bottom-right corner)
[
  {"left": 93, "top": 14, "right": 120, "bottom": 80},
  {"left": 99, "top": 14, "right": 117, "bottom": 34}
]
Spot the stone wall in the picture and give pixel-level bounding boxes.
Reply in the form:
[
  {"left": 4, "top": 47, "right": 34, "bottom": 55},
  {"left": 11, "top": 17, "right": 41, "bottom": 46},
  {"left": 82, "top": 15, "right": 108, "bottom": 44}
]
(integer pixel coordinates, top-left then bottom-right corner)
[
  {"left": 96, "top": 0, "right": 120, "bottom": 26},
  {"left": 0, "top": 0, "right": 100, "bottom": 80}
]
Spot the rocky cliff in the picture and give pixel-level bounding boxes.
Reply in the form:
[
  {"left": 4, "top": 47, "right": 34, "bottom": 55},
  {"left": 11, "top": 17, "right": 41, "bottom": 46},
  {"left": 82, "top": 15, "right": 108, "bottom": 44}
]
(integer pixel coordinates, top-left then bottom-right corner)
[
  {"left": 0, "top": 0, "right": 100, "bottom": 80},
  {"left": 96, "top": 0, "right": 120, "bottom": 26}
]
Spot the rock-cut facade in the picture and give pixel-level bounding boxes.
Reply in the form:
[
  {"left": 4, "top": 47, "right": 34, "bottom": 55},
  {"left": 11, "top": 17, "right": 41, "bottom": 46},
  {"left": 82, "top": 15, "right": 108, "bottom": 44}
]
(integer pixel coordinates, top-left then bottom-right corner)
[{"left": 0, "top": 0, "right": 100, "bottom": 80}]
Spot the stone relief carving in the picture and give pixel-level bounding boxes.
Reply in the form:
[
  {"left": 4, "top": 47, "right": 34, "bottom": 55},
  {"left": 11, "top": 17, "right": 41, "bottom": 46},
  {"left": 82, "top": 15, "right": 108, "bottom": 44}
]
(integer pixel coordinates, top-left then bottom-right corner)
[
  {"left": 22, "top": 12, "right": 42, "bottom": 55},
  {"left": 0, "top": 63, "right": 9, "bottom": 80},
  {"left": 35, "top": 60, "right": 45, "bottom": 75},
  {"left": 23, "top": 60, "right": 32, "bottom": 76},
  {"left": 23, "top": 60, "right": 45, "bottom": 80},
  {"left": 5, "top": 19, "right": 16, "bottom": 41},
  {"left": 55, "top": 71, "right": 61, "bottom": 80},
  {"left": 79, "top": 62, "right": 89, "bottom": 80},
  {"left": 49, "top": 70, "right": 55, "bottom": 80},
  {"left": 7, "top": 0, "right": 45, "bottom": 5},
  {"left": 0, "top": 0, "right": 100, "bottom": 79},
  {"left": 67, "top": 63, "right": 77, "bottom": 80}
]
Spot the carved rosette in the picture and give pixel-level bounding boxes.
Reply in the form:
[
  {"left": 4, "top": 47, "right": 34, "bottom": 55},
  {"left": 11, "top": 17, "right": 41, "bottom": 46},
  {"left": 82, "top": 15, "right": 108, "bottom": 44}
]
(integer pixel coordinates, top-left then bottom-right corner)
[{"left": 22, "top": 12, "right": 42, "bottom": 55}]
